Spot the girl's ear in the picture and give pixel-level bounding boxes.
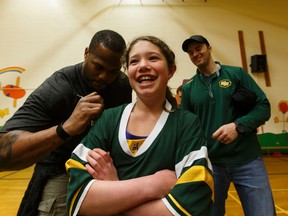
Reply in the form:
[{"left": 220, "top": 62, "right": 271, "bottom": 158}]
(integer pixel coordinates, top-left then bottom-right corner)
[{"left": 168, "top": 64, "right": 177, "bottom": 79}]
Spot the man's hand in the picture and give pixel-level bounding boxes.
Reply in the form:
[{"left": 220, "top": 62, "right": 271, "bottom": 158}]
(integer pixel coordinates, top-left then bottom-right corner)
[
  {"left": 212, "top": 122, "right": 238, "bottom": 144},
  {"left": 86, "top": 148, "right": 118, "bottom": 180},
  {"left": 63, "top": 92, "right": 104, "bottom": 136}
]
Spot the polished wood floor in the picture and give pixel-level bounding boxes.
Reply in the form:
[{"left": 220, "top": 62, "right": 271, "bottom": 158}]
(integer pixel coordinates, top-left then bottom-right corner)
[{"left": 0, "top": 156, "right": 287, "bottom": 215}]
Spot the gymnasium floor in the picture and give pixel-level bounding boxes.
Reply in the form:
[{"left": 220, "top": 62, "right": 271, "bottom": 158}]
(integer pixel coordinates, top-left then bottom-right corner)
[{"left": 0, "top": 156, "right": 287, "bottom": 215}]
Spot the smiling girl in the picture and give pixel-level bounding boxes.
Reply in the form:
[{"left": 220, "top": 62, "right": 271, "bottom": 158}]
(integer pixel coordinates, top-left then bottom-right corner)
[{"left": 66, "top": 36, "right": 214, "bottom": 216}]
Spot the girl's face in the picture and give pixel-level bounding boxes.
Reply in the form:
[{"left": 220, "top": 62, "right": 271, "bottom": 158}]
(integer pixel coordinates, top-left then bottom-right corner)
[{"left": 127, "top": 40, "right": 175, "bottom": 99}]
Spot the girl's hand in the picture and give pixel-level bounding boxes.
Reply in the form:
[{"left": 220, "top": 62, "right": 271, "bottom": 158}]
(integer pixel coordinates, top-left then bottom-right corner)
[{"left": 86, "top": 148, "right": 118, "bottom": 180}]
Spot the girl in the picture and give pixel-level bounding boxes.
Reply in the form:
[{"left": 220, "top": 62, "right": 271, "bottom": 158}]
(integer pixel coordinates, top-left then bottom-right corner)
[{"left": 66, "top": 36, "right": 213, "bottom": 216}]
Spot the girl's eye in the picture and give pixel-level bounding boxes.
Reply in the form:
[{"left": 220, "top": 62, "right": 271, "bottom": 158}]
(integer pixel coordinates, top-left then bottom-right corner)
[
  {"left": 129, "top": 59, "right": 138, "bottom": 65},
  {"left": 149, "top": 55, "right": 159, "bottom": 61}
]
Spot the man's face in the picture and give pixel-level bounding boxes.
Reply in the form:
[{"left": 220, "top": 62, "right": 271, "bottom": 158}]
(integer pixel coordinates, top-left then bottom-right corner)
[
  {"left": 186, "top": 42, "right": 211, "bottom": 68},
  {"left": 82, "top": 43, "right": 123, "bottom": 91}
]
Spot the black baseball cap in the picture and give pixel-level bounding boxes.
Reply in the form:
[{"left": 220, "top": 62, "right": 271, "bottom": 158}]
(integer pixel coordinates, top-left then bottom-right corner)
[{"left": 182, "top": 35, "right": 210, "bottom": 52}]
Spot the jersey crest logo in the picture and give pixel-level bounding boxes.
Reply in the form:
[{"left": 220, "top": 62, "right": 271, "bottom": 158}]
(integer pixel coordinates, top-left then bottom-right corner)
[
  {"left": 132, "top": 142, "right": 140, "bottom": 151},
  {"left": 219, "top": 79, "right": 232, "bottom": 88},
  {"left": 131, "top": 142, "right": 141, "bottom": 155},
  {"left": 127, "top": 139, "right": 145, "bottom": 156}
]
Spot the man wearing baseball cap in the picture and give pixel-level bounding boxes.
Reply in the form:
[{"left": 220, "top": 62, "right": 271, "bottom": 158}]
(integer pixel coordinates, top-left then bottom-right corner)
[
  {"left": 180, "top": 35, "right": 275, "bottom": 216},
  {"left": 182, "top": 35, "right": 210, "bottom": 51}
]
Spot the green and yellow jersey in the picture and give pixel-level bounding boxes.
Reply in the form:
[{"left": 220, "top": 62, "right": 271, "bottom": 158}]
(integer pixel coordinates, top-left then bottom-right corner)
[{"left": 66, "top": 101, "right": 214, "bottom": 216}]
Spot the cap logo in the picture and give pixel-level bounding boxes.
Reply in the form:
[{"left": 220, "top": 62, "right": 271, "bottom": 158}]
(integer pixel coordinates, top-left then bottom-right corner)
[{"left": 219, "top": 79, "right": 232, "bottom": 88}]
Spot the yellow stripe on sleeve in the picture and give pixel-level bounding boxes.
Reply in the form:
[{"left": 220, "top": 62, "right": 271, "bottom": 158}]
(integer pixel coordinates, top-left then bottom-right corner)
[
  {"left": 65, "top": 158, "right": 86, "bottom": 171},
  {"left": 176, "top": 165, "right": 214, "bottom": 201},
  {"left": 69, "top": 185, "right": 83, "bottom": 216},
  {"left": 65, "top": 159, "right": 87, "bottom": 216},
  {"left": 167, "top": 194, "right": 192, "bottom": 216}
]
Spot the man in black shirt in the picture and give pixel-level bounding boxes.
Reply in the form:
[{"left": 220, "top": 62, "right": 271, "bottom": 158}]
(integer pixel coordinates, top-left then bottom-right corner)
[{"left": 0, "top": 29, "right": 132, "bottom": 216}]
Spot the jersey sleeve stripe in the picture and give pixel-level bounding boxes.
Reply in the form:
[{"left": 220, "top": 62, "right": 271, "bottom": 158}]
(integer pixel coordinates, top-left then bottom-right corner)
[
  {"left": 175, "top": 146, "right": 212, "bottom": 178},
  {"left": 162, "top": 198, "right": 181, "bottom": 216},
  {"left": 69, "top": 184, "right": 83, "bottom": 216},
  {"left": 72, "top": 143, "right": 91, "bottom": 162},
  {"left": 65, "top": 158, "right": 86, "bottom": 170},
  {"left": 167, "top": 193, "right": 191, "bottom": 216},
  {"left": 176, "top": 165, "right": 214, "bottom": 198},
  {"left": 70, "top": 180, "right": 96, "bottom": 216}
]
